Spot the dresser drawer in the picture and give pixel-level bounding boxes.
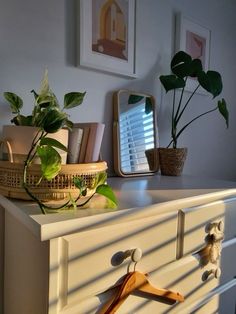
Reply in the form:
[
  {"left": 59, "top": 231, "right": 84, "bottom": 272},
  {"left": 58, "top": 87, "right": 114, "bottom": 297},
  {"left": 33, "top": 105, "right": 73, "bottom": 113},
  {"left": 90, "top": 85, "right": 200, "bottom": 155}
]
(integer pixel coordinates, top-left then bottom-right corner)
[
  {"left": 220, "top": 238, "right": 236, "bottom": 284},
  {"left": 183, "top": 278, "right": 236, "bottom": 314},
  {"left": 180, "top": 198, "right": 236, "bottom": 256},
  {"left": 218, "top": 279, "right": 236, "bottom": 314},
  {"left": 95, "top": 254, "right": 220, "bottom": 314},
  {"left": 118, "top": 247, "right": 236, "bottom": 314},
  {"left": 51, "top": 211, "right": 178, "bottom": 312},
  {"left": 73, "top": 242, "right": 236, "bottom": 314}
]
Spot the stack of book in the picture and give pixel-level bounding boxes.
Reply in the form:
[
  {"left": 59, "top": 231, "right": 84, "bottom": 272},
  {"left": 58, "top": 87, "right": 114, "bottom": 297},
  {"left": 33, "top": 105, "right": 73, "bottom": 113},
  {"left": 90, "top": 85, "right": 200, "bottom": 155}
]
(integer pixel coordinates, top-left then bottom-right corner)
[{"left": 67, "top": 122, "right": 105, "bottom": 164}]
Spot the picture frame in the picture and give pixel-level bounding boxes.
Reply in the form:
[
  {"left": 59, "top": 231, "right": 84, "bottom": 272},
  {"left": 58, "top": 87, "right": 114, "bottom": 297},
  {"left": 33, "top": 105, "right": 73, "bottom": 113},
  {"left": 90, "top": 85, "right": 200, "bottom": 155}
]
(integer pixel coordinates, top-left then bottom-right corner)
[
  {"left": 79, "top": 0, "right": 137, "bottom": 78},
  {"left": 176, "top": 14, "right": 211, "bottom": 93}
]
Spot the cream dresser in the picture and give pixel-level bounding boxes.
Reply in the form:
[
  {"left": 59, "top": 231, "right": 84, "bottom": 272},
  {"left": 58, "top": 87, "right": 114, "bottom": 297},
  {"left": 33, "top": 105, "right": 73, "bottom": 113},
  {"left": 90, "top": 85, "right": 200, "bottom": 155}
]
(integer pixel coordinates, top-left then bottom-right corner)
[{"left": 0, "top": 175, "right": 236, "bottom": 314}]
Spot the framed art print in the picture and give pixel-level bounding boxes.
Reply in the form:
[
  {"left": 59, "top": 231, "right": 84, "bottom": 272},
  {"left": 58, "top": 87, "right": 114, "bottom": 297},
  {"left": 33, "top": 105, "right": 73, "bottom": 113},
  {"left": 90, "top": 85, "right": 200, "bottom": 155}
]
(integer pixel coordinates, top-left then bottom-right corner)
[
  {"left": 176, "top": 14, "right": 211, "bottom": 93},
  {"left": 79, "top": 0, "right": 136, "bottom": 77}
]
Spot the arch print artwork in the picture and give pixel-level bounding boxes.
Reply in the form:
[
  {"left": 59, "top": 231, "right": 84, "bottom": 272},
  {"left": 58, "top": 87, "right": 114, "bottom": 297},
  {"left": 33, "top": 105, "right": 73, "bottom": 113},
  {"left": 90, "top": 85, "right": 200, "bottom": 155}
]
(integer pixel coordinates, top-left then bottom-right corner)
[
  {"left": 79, "top": 0, "right": 136, "bottom": 77},
  {"left": 92, "top": 0, "right": 128, "bottom": 60}
]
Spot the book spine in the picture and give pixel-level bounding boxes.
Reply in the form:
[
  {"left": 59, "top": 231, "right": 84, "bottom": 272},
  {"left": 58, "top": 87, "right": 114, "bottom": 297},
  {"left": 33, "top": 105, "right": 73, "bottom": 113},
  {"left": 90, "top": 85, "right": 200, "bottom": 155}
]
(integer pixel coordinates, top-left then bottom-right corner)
[{"left": 67, "top": 128, "right": 83, "bottom": 163}]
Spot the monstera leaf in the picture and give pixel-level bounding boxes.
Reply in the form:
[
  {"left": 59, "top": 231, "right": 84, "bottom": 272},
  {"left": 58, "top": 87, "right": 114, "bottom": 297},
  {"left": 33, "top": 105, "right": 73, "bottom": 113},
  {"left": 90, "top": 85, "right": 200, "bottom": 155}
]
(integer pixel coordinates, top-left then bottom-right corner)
[
  {"left": 198, "top": 70, "right": 223, "bottom": 98},
  {"left": 159, "top": 75, "right": 185, "bottom": 92},
  {"left": 218, "top": 98, "right": 229, "bottom": 128},
  {"left": 171, "top": 51, "right": 203, "bottom": 78}
]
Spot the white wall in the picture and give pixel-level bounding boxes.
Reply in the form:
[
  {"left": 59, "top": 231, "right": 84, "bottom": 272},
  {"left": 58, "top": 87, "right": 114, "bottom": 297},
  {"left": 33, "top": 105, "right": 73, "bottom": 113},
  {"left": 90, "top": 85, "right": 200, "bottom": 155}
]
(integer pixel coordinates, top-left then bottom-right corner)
[{"left": 0, "top": 0, "right": 235, "bottom": 180}]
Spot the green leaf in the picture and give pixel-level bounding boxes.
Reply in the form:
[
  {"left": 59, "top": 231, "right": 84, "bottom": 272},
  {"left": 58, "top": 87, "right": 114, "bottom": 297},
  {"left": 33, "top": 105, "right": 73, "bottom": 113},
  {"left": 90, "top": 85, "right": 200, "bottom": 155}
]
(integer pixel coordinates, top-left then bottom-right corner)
[
  {"left": 145, "top": 97, "right": 153, "bottom": 114},
  {"left": 218, "top": 98, "right": 229, "bottom": 128},
  {"left": 74, "top": 177, "right": 84, "bottom": 189},
  {"left": 10, "top": 115, "right": 33, "bottom": 126},
  {"left": 32, "top": 109, "right": 47, "bottom": 127},
  {"left": 21, "top": 115, "right": 33, "bottom": 126},
  {"left": 96, "top": 184, "right": 118, "bottom": 208},
  {"left": 65, "top": 119, "right": 73, "bottom": 130},
  {"left": 189, "top": 59, "right": 203, "bottom": 77},
  {"left": 96, "top": 172, "right": 107, "bottom": 187},
  {"left": 128, "top": 95, "right": 144, "bottom": 104},
  {"left": 81, "top": 188, "right": 87, "bottom": 196},
  {"left": 73, "top": 177, "right": 87, "bottom": 196},
  {"left": 37, "top": 145, "right": 61, "bottom": 180},
  {"left": 36, "top": 94, "right": 57, "bottom": 108},
  {"left": 40, "top": 137, "right": 68, "bottom": 152},
  {"left": 64, "top": 92, "right": 86, "bottom": 109},
  {"left": 68, "top": 193, "right": 77, "bottom": 210},
  {"left": 171, "top": 51, "right": 192, "bottom": 68},
  {"left": 170, "top": 51, "right": 203, "bottom": 78},
  {"left": 88, "top": 172, "right": 107, "bottom": 189},
  {"left": 198, "top": 70, "right": 223, "bottom": 98},
  {"left": 38, "top": 69, "right": 50, "bottom": 96},
  {"left": 4, "top": 92, "right": 23, "bottom": 114},
  {"left": 41, "top": 108, "right": 67, "bottom": 133},
  {"left": 171, "top": 51, "right": 192, "bottom": 78},
  {"left": 159, "top": 75, "right": 185, "bottom": 92}
]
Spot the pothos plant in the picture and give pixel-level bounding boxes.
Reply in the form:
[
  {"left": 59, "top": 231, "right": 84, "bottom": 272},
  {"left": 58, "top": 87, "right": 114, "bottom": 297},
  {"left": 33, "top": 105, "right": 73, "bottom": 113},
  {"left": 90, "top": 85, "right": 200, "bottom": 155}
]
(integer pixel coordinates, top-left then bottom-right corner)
[
  {"left": 159, "top": 51, "right": 229, "bottom": 149},
  {"left": 3, "top": 70, "right": 117, "bottom": 214}
]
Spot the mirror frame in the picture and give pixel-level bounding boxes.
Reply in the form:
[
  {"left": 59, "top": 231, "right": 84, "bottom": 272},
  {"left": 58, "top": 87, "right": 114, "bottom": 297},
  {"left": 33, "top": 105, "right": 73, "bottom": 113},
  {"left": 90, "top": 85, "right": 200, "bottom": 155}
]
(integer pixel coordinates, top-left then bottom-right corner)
[{"left": 113, "top": 89, "right": 159, "bottom": 177}]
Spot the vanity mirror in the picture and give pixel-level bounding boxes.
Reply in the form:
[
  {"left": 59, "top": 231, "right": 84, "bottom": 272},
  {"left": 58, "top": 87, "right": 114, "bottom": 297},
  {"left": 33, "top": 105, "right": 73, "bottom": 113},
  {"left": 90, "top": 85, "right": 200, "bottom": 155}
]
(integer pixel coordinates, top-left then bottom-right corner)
[{"left": 113, "top": 90, "right": 159, "bottom": 177}]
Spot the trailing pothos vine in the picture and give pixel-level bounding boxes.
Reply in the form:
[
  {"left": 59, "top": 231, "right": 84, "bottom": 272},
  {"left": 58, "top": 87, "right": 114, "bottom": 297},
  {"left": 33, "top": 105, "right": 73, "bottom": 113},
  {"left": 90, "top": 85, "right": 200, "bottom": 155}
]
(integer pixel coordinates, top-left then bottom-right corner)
[{"left": 4, "top": 70, "right": 117, "bottom": 214}]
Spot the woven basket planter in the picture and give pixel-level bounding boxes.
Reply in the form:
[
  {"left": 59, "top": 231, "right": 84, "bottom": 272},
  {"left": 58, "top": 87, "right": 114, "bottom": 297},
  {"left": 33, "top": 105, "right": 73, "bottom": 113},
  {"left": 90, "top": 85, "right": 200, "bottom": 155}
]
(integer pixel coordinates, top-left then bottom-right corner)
[
  {"left": 145, "top": 148, "right": 160, "bottom": 172},
  {"left": 158, "top": 148, "right": 187, "bottom": 176},
  {"left": 0, "top": 161, "right": 107, "bottom": 201}
]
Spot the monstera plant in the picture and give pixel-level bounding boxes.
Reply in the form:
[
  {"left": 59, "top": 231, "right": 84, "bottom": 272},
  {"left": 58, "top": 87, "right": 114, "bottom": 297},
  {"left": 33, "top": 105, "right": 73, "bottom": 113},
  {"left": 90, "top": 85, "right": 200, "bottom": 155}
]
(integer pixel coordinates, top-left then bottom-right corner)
[
  {"left": 158, "top": 51, "right": 229, "bottom": 175},
  {"left": 3, "top": 70, "right": 117, "bottom": 213},
  {"left": 159, "top": 50, "right": 229, "bottom": 148}
]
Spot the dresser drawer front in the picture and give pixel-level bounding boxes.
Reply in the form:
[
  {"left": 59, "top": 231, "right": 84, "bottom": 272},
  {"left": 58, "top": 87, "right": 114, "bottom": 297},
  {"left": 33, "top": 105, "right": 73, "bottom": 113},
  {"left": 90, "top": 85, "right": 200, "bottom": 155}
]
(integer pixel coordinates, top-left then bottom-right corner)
[
  {"left": 76, "top": 255, "right": 220, "bottom": 314},
  {"left": 218, "top": 279, "right": 236, "bottom": 314},
  {"left": 220, "top": 239, "right": 236, "bottom": 284},
  {"left": 55, "top": 211, "right": 178, "bottom": 310},
  {"left": 181, "top": 198, "right": 236, "bottom": 256}
]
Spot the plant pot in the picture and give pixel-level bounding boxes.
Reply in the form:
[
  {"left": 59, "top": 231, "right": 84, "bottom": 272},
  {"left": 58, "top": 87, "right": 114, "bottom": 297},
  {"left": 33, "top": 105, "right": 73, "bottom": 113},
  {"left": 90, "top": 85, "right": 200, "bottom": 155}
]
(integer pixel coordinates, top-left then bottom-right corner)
[
  {"left": 1, "top": 125, "right": 69, "bottom": 164},
  {"left": 158, "top": 147, "right": 187, "bottom": 176},
  {"left": 145, "top": 148, "right": 160, "bottom": 172},
  {"left": 0, "top": 160, "right": 107, "bottom": 201}
]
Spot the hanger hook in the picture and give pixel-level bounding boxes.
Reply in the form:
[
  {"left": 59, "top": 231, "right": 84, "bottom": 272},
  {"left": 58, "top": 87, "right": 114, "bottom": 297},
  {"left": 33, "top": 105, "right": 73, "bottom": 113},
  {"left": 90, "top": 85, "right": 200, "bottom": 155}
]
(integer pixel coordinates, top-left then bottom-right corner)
[{"left": 127, "top": 260, "right": 138, "bottom": 273}]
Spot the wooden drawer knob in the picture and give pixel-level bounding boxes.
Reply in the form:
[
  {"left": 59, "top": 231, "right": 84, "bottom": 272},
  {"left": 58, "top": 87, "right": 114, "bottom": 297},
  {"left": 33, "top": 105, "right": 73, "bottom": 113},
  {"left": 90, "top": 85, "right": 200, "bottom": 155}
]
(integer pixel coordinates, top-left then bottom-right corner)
[
  {"left": 124, "top": 248, "right": 143, "bottom": 263},
  {"left": 111, "top": 248, "right": 143, "bottom": 266},
  {"left": 203, "top": 267, "right": 221, "bottom": 281},
  {"left": 207, "top": 220, "right": 224, "bottom": 233}
]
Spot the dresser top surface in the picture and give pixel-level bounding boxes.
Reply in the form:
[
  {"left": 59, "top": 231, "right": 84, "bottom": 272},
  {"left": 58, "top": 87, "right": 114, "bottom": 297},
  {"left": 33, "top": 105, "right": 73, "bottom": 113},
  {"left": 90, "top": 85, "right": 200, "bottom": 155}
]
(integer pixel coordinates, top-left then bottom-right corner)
[{"left": 1, "top": 174, "right": 236, "bottom": 241}]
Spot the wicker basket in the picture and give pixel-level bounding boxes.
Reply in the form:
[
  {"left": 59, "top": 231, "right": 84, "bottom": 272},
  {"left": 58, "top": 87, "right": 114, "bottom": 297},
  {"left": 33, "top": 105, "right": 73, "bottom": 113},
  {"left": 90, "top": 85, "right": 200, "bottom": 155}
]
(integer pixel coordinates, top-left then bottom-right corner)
[
  {"left": 145, "top": 148, "right": 160, "bottom": 172},
  {"left": 0, "top": 161, "right": 107, "bottom": 201},
  {"left": 158, "top": 148, "right": 187, "bottom": 176}
]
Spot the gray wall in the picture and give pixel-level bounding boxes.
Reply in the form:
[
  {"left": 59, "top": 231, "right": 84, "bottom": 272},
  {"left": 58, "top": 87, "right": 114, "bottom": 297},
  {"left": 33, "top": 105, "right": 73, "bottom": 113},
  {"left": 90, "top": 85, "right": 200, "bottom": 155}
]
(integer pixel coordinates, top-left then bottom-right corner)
[{"left": 0, "top": 0, "right": 236, "bottom": 180}]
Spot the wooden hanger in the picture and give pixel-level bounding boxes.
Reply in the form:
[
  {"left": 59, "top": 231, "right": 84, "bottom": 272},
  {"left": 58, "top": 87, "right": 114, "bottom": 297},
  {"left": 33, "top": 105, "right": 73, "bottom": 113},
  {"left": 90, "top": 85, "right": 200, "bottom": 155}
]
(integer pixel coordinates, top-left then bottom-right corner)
[{"left": 98, "top": 271, "right": 184, "bottom": 314}]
